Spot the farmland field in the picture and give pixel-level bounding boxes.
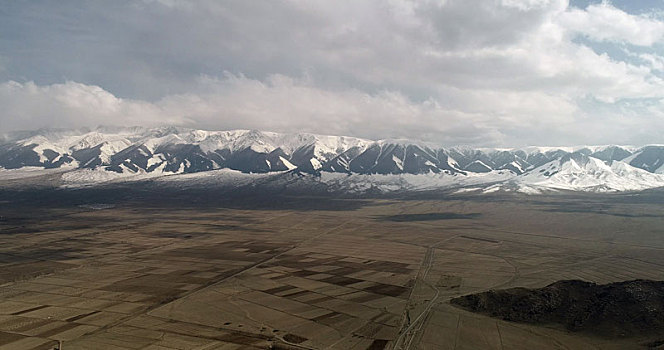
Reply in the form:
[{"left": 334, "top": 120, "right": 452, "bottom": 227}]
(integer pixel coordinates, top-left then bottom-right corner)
[{"left": 0, "top": 188, "right": 663, "bottom": 349}]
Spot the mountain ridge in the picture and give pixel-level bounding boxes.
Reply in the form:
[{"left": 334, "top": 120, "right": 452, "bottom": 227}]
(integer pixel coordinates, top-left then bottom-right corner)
[{"left": 2, "top": 127, "right": 664, "bottom": 194}]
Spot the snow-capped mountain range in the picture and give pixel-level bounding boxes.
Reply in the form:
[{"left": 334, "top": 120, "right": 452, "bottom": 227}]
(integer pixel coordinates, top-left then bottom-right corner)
[{"left": 2, "top": 126, "right": 664, "bottom": 194}]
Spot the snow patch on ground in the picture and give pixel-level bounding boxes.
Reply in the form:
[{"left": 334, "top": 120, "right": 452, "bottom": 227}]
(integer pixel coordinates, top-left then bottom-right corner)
[
  {"left": 60, "top": 168, "right": 167, "bottom": 188},
  {"left": 154, "top": 168, "right": 270, "bottom": 188},
  {"left": 515, "top": 185, "right": 543, "bottom": 195},
  {"left": 0, "top": 166, "right": 74, "bottom": 180},
  {"left": 318, "top": 170, "right": 514, "bottom": 193},
  {"left": 453, "top": 187, "right": 482, "bottom": 194}
]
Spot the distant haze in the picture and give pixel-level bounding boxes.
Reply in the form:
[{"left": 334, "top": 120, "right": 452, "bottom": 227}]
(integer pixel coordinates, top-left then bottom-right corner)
[{"left": 1, "top": 0, "right": 664, "bottom": 147}]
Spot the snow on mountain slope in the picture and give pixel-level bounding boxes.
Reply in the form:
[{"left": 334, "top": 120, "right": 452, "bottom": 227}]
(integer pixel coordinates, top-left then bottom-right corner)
[
  {"left": 311, "top": 135, "right": 370, "bottom": 162},
  {"left": 624, "top": 145, "right": 664, "bottom": 173},
  {"left": 3, "top": 127, "right": 664, "bottom": 194},
  {"left": 0, "top": 127, "right": 374, "bottom": 174},
  {"left": 515, "top": 154, "right": 664, "bottom": 192},
  {"left": 464, "top": 160, "right": 492, "bottom": 173}
]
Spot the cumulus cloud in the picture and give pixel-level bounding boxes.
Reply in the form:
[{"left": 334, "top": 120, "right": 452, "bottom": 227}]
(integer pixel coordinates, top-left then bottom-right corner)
[
  {"left": 0, "top": 81, "right": 184, "bottom": 132},
  {"left": 1, "top": 1, "right": 664, "bottom": 146}
]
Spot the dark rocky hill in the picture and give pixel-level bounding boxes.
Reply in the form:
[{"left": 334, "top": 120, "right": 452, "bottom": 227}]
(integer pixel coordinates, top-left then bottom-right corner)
[{"left": 451, "top": 279, "right": 664, "bottom": 338}]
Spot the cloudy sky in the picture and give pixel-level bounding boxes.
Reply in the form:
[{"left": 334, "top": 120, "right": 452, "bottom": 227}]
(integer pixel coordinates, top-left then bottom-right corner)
[{"left": 1, "top": 0, "right": 664, "bottom": 146}]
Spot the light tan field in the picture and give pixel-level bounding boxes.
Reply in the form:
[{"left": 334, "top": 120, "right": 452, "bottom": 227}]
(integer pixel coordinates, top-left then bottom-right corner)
[{"left": 0, "top": 193, "right": 663, "bottom": 349}]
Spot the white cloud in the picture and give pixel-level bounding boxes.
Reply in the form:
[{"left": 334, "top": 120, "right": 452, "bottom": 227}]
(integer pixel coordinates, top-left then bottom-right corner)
[
  {"left": 2, "top": 1, "right": 664, "bottom": 146},
  {"left": 6, "top": 73, "right": 661, "bottom": 147},
  {"left": 0, "top": 76, "right": 584, "bottom": 146},
  {"left": 501, "top": 0, "right": 558, "bottom": 11},
  {"left": 638, "top": 53, "right": 664, "bottom": 71},
  {"left": 559, "top": 2, "right": 664, "bottom": 46},
  {"left": 0, "top": 81, "right": 185, "bottom": 132}
]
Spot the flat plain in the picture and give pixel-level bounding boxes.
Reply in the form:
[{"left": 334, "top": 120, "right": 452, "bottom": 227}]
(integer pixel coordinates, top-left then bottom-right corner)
[{"left": 0, "top": 188, "right": 663, "bottom": 349}]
